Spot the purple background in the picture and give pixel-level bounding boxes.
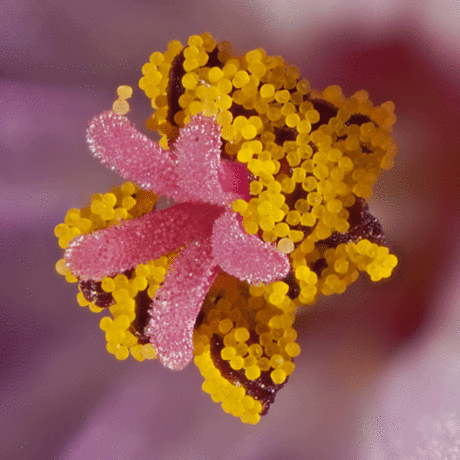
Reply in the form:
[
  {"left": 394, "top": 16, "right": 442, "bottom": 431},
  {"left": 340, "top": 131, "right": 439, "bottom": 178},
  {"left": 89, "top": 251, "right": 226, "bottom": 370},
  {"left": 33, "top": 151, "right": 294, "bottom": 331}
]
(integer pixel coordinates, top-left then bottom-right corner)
[{"left": 1, "top": 1, "right": 460, "bottom": 459}]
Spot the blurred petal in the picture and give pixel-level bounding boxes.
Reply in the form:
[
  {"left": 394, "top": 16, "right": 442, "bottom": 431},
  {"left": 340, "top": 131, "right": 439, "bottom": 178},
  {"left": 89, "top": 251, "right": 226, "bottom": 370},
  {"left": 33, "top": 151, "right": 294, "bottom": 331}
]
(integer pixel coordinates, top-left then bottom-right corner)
[
  {"left": 65, "top": 202, "right": 222, "bottom": 280},
  {"left": 87, "top": 111, "right": 179, "bottom": 195},
  {"left": 212, "top": 210, "right": 290, "bottom": 284},
  {"left": 147, "top": 239, "right": 219, "bottom": 370}
]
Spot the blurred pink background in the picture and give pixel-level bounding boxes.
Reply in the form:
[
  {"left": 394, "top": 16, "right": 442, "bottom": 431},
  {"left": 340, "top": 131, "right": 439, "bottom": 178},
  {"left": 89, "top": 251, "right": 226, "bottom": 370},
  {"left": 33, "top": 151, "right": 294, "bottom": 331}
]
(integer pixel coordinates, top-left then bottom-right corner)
[{"left": 1, "top": 1, "right": 460, "bottom": 459}]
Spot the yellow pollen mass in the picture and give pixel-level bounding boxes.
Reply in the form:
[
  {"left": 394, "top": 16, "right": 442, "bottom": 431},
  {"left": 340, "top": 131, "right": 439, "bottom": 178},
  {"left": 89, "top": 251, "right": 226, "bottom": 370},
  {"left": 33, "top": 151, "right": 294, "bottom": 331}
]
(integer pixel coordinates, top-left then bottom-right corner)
[{"left": 57, "top": 33, "right": 399, "bottom": 426}]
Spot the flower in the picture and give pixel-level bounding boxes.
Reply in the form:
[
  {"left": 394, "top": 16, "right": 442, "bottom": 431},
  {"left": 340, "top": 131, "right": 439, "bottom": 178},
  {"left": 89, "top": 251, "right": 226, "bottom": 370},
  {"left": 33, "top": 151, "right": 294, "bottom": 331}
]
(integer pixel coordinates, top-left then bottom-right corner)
[
  {"left": 65, "top": 110, "right": 290, "bottom": 371},
  {"left": 55, "top": 32, "right": 398, "bottom": 424}
]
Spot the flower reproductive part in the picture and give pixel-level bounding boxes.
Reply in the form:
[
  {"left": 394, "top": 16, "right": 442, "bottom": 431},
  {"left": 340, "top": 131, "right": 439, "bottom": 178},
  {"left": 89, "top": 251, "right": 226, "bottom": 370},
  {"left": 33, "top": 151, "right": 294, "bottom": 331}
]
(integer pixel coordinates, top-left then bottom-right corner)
[{"left": 55, "top": 33, "right": 398, "bottom": 424}]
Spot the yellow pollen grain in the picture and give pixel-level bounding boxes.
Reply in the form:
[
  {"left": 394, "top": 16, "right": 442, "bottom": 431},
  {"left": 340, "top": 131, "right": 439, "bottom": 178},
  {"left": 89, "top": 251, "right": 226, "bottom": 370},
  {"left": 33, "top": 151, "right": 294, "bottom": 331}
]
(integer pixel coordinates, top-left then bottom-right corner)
[
  {"left": 245, "top": 366, "right": 261, "bottom": 380},
  {"left": 277, "top": 238, "right": 294, "bottom": 254},
  {"left": 296, "top": 79, "right": 310, "bottom": 94},
  {"left": 230, "top": 356, "right": 245, "bottom": 370},
  {"left": 55, "top": 258, "right": 68, "bottom": 275},
  {"left": 241, "top": 124, "right": 257, "bottom": 140},
  {"left": 182, "top": 72, "right": 198, "bottom": 89},
  {"left": 117, "top": 85, "right": 133, "bottom": 99},
  {"left": 217, "top": 78, "right": 233, "bottom": 95},
  {"left": 285, "top": 342, "right": 301, "bottom": 357},
  {"left": 248, "top": 343, "right": 263, "bottom": 357},
  {"left": 243, "top": 220, "right": 259, "bottom": 235},
  {"left": 112, "top": 99, "right": 130, "bottom": 115},
  {"left": 260, "top": 84, "right": 275, "bottom": 99},
  {"left": 270, "top": 368, "right": 287, "bottom": 384},
  {"left": 257, "top": 357, "right": 271, "bottom": 371},
  {"left": 274, "top": 222, "right": 290, "bottom": 238},
  {"left": 221, "top": 346, "right": 237, "bottom": 360},
  {"left": 218, "top": 318, "right": 234, "bottom": 334},
  {"left": 233, "top": 70, "right": 250, "bottom": 88},
  {"left": 286, "top": 113, "right": 300, "bottom": 127},
  {"left": 234, "top": 327, "right": 250, "bottom": 343},
  {"left": 232, "top": 199, "right": 249, "bottom": 213}
]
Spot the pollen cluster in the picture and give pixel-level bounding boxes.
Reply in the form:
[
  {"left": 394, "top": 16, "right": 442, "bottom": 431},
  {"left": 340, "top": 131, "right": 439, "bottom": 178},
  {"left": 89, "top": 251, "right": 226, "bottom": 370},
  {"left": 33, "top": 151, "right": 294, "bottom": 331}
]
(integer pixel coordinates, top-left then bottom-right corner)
[
  {"left": 57, "top": 33, "right": 399, "bottom": 425},
  {"left": 55, "top": 182, "right": 172, "bottom": 361},
  {"left": 112, "top": 85, "right": 133, "bottom": 115},
  {"left": 138, "top": 32, "right": 398, "bottom": 309},
  {"left": 193, "top": 273, "right": 299, "bottom": 424},
  {"left": 95, "top": 255, "right": 175, "bottom": 361}
]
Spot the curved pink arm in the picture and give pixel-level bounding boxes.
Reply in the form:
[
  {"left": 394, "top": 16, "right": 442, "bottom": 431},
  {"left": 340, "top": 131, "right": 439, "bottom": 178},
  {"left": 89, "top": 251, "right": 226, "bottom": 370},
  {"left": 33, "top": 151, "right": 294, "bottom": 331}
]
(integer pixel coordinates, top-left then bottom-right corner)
[
  {"left": 146, "top": 239, "right": 219, "bottom": 370},
  {"left": 172, "top": 114, "right": 231, "bottom": 206},
  {"left": 211, "top": 210, "right": 290, "bottom": 284},
  {"left": 65, "top": 202, "right": 223, "bottom": 280},
  {"left": 87, "top": 111, "right": 179, "bottom": 195}
]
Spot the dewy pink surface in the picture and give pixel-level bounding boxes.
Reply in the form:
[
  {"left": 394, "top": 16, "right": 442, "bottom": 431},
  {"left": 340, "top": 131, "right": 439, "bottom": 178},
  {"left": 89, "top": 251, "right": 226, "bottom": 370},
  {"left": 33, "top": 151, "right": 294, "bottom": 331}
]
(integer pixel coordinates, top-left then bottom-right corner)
[
  {"left": 146, "top": 239, "right": 219, "bottom": 371},
  {"left": 1, "top": 1, "right": 460, "bottom": 459},
  {"left": 212, "top": 210, "right": 290, "bottom": 284},
  {"left": 67, "top": 109, "right": 290, "bottom": 369},
  {"left": 172, "top": 113, "right": 232, "bottom": 206},
  {"left": 65, "top": 202, "right": 221, "bottom": 280},
  {"left": 87, "top": 111, "right": 179, "bottom": 196}
]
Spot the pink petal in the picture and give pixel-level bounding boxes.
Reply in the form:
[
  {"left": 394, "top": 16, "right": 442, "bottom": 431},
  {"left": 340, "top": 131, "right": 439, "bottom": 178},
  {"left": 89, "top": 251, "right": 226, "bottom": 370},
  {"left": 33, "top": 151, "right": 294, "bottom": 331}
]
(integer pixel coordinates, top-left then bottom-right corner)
[
  {"left": 65, "top": 202, "right": 223, "bottom": 280},
  {"left": 211, "top": 211, "right": 290, "bottom": 284},
  {"left": 172, "top": 114, "right": 230, "bottom": 205},
  {"left": 86, "top": 111, "right": 178, "bottom": 196},
  {"left": 146, "top": 239, "right": 219, "bottom": 370}
]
